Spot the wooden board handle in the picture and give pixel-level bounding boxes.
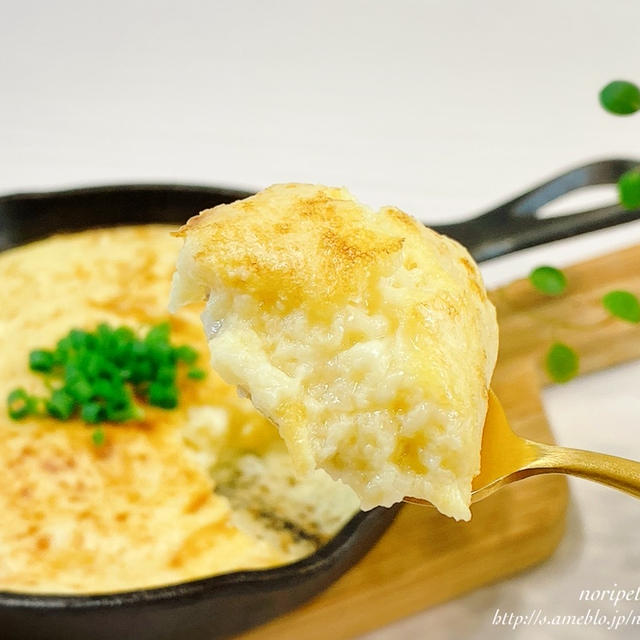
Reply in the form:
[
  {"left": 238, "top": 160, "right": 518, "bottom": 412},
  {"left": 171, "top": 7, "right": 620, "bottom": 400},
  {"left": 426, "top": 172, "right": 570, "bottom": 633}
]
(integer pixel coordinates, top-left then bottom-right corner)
[{"left": 491, "top": 243, "right": 640, "bottom": 384}]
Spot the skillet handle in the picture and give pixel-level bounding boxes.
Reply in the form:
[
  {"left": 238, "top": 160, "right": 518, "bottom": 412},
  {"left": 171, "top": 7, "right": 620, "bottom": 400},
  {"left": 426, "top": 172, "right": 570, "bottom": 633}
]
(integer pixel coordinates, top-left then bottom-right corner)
[{"left": 434, "top": 158, "right": 640, "bottom": 262}]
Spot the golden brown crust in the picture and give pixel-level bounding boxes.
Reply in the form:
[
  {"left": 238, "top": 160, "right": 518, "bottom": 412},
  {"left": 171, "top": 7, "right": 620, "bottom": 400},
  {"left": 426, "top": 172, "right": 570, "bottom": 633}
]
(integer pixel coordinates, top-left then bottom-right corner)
[
  {"left": 171, "top": 184, "right": 499, "bottom": 520},
  {"left": 0, "top": 226, "right": 285, "bottom": 594},
  {"left": 179, "top": 185, "right": 410, "bottom": 315}
]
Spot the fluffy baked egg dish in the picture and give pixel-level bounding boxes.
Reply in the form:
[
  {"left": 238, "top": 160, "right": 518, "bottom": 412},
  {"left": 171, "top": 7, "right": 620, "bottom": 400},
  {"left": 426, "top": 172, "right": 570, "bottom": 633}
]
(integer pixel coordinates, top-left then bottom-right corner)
[
  {"left": 170, "top": 184, "right": 499, "bottom": 521},
  {"left": 0, "top": 225, "right": 359, "bottom": 594}
]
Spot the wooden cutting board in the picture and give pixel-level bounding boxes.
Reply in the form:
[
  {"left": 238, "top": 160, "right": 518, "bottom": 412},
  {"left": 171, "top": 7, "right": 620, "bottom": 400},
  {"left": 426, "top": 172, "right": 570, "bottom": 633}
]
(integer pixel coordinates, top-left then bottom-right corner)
[{"left": 240, "top": 244, "right": 640, "bottom": 640}]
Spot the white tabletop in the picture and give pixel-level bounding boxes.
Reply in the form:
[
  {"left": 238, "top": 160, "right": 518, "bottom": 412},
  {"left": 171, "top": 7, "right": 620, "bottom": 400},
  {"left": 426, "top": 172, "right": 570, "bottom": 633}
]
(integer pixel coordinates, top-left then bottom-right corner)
[{"left": 3, "top": 1, "right": 640, "bottom": 638}]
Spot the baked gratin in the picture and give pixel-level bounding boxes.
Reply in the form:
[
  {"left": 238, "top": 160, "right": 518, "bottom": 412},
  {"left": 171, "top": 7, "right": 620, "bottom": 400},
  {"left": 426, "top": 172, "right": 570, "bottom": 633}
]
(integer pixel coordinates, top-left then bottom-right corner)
[
  {"left": 170, "top": 184, "right": 499, "bottom": 521},
  {"left": 0, "top": 226, "right": 358, "bottom": 594}
]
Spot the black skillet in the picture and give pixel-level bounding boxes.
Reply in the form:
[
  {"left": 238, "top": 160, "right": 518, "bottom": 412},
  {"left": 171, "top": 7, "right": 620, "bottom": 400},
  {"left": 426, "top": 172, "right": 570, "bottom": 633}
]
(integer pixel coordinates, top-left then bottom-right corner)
[{"left": 0, "top": 158, "right": 638, "bottom": 640}]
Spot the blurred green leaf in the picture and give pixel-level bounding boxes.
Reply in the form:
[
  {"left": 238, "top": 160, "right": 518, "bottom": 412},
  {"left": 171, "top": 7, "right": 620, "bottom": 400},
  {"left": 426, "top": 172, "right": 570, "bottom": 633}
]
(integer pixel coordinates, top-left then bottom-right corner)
[
  {"left": 602, "top": 290, "right": 640, "bottom": 323},
  {"left": 529, "top": 266, "right": 567, "bottom": 296},
  {"left": 618, "top": 169, "right": 640, "bottom": 210},
  {"left": 546, "top": 343, "right": 579, "bottom": 383},
  {"left": 599, "top": 80, "right": 640, "bottom": 115}
]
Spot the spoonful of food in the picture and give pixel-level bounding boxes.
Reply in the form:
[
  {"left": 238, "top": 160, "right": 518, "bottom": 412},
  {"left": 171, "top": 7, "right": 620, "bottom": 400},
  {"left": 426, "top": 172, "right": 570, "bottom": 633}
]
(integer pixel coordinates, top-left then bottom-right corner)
[{"left": 404, "top": 390, "right": 640, "bottom": 507}]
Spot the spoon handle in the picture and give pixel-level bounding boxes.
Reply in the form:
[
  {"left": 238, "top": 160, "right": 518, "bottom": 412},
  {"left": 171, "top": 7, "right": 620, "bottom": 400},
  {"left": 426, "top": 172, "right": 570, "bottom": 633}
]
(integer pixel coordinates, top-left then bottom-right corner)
[{"left": 524, "top": 441, "right": 640, "bottom": 498}]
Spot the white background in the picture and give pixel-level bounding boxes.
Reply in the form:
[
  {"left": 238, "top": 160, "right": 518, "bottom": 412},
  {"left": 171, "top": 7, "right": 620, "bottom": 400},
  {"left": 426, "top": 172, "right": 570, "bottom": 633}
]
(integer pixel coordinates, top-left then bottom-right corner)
[{"left": 2, "top": 2, "right": 640, "bottom": 639}]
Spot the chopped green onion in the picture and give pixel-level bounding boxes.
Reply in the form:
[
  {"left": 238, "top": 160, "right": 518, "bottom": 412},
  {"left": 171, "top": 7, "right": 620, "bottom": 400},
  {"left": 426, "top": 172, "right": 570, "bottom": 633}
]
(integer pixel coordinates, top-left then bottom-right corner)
[
  {"left": 112, "top": 340, "right": 134, "bottom": 367},
  {"left": 175, "top": 345, "right": 198, "bottom": 365},
  {"left": 69, "top": 328, "right": 91, "bottom": 350},
  {"left": 145, "top": 322, "right": 171, "bottom": 344},
  {"left": 46, "top": 389, "right": 76, "bottom": 420},
  {"left": 149, "top": 382, "right": 178, "bottom": 409},
  {"left": 148, "top": 342, "right": 174, "bottom": 366},
  {"left": 91, "top": 427, "right": 106, "bottom": 446},
  {"left": 96, "top": 323, "right": 114, "bottom": 346},
  {"left": 82, "top": 402, "right": 104, "bottom": 424},
  {"left": 155, "top": 365, "right": 176, "bottom": 384},
  {"left": 103, "top": 401, "right": 140, "bottom": 423},
  {"left": 113, "top": 326, "right": 135, "bottom": 343},
  {"left": 29, "top": 349, "right": 55, "bottom": 372},
  {"left": 129, "top": 360, "right": 153, "bottom": 384},
  {"left": 65, "top": 376, "right": 94, "bottom": 403},
  {"left": 56, "top": 336, "right": 73, "bottom": 355},
  {"left": 7, "top": 388, "right": 35, "bottom": 420},
  {"left": 82, "top": 352, "right": 107, "bottom": 380},
  {"left": 131, "top": 341, "right": 149, "bottom": 362},
  {"left": 105, "top": 404, "right": 134, "bottom": 422},
  {"left": 126, "top": 404, "right": 145, "bottom": 421},
  {"left": 92, "top": 378, "right": 119, "bottom": 401},
  {"left": 12, "top": 321, "right": 203, "bottom": 426}
]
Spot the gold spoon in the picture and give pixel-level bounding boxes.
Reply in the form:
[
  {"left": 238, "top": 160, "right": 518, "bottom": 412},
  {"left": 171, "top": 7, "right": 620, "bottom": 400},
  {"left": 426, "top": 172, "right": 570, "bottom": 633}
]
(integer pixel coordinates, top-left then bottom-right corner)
[{"left": 405, "top": 390, "right": 640, "bottom": 507}]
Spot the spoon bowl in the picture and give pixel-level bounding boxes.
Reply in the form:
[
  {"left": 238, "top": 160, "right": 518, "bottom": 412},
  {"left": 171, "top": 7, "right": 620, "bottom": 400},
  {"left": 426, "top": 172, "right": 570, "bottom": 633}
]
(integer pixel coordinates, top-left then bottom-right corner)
[{"left": 405, "top": 390, "right": 640, "bottom": 508}]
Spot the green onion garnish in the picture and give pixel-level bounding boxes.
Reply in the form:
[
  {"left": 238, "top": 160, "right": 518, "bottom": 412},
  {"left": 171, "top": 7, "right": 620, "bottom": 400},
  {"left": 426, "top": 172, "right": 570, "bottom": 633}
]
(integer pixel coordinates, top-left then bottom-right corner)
[
  {"left": 81, "top": 402, "right": 105, "bottom": 424},
  {"left": 91, "top": 427, "right": 106, "bottom": 447},
  {"left": 155, "top": 365, "right": 176, "bottom": 385},
  {"left": 46, "top": 389, "right": 76, "bottom": 420},
  {"left": 6, "top": 322, "right": 205, "bottom": 425},
  {"left": 66, "top": 376, "right": 94, "bottom": 403},
  {"left": 148, "top": 382, "right": 178, "bottom": 409},
  {"left": 175, "top": 345, "right": 198, "bottom": 365},
  {"left": 29, "top": 350, "right": 55, "bottom": 372},
  {"left": 7, "top": 388, "right": 34, "bottom": 420}
]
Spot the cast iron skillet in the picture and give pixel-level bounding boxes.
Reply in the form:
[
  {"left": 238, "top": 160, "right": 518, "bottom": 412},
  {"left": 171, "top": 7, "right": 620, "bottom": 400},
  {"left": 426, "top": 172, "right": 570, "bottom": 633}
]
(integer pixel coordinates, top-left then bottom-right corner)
[{"left": 0, "top": 159, "right": 638, "bottom": 640}]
